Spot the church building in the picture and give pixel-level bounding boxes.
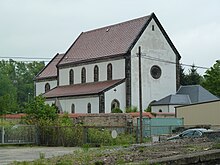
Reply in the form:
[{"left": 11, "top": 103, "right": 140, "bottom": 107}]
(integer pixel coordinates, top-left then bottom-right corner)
[{"left": 34, "top": 13, "right": 181, "bottom": 113}]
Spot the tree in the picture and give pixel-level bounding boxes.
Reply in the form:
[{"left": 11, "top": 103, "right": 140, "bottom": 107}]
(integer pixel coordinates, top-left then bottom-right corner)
[
  {"left": 24, "top": 95, "right": 58, "bottom": 125},
  {"left": 202, "top": 60, "right": 220, "bottom": 97},
  {"left": 185, "top": 64, "right": 203, "bottom": 85},
  {"left": 0, "top": 59, "right": 45, "bottom": 113},
  {"left": 179, "top": 65, "right": 187, "bottom": 85},
  {"left": 0, "top": 74, "right": 18, "bottom": 115}
]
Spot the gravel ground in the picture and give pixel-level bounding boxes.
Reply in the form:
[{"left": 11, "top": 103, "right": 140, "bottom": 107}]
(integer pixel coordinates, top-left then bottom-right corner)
[{"left": 0, "top": 146, "right": 79, "bottom": 165}]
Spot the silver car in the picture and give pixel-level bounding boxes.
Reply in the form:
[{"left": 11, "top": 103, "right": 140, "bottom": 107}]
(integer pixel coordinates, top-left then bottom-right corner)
[{"left": 167, "top": 128, "right": 213, "bottom": 141}]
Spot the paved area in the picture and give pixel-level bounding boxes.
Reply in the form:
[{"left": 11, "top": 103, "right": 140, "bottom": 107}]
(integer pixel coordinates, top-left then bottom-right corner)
[{"left": 0, "top": 146, "right": 79, "bottom": 165}]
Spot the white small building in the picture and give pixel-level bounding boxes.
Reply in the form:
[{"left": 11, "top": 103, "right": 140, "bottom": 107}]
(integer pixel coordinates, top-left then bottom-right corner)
[{"left": 34, "top": 13, "right": 181, "bottom": 114}]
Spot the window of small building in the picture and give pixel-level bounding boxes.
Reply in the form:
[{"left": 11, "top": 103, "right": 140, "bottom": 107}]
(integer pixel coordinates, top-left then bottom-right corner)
[
  {"left": 81, "top": 67, "right": 86, "bottom": 83},
  {"left": 69, "top": 69, "right": 74, "bottom": 85},
  {"left": 107, "top": 63, "right": 112, "bottom": 80},
  {"left": 94, "top": 65, "right": 99, "bottom": 82},
  {"left": 87, "top": 103, "right": 91, "bottom": 113},
  {"left": 45, "top": 83, "right": 50, "bottom": 93},
  {"left": 159, "top": 109, "right": 162, "bottom": 112},
  {"left": 71, "top": 104, "right": 75, "bottom": 113}
]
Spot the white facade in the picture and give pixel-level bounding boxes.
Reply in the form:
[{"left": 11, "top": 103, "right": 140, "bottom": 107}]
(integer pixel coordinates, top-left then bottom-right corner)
[
  {"left": 130, "top": 19, "right": 177, "bottom": 110},
  {"left": 35, "top": 80, "right": 57, "bottom": 96},
  {"left": 105, "top": 82, "right": 126, "bottom": 113},
  {"left": 59, "top": 59, "right": 125, "bottom": 86},
  {"left": 46, "top": 96, "right": 99, "bottom": 113},
  {"left": 151, "top": 105, "right": 178, "bottom": 113}
]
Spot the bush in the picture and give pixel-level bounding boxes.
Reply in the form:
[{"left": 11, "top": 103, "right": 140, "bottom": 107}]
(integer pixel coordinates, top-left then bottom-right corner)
[
  {"left": 111, "top": 108, "right": 123, "bottom": 113},
  {"left": 126, "top": 106, "right": 138, "bottom": 113}
]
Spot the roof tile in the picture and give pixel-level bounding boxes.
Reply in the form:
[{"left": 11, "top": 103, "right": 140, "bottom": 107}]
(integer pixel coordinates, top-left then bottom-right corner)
[
  {"left": 58, "top": 15, "right": 151, "bottom": 66},
  {"left": 44, "top": 79, "right": 124, "bottom": 98},
  {"left": 36, "top": 53, "right": 64, "bottom": 80}
]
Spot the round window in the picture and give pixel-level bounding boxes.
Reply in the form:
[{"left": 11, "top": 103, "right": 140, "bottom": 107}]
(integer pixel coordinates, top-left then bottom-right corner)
[{"left": 150, "top": 65, "right": 162, "bottom": 79}]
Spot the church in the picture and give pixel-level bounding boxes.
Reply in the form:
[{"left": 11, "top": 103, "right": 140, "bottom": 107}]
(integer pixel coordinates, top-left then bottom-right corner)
[{"left": 34, "top": 12, "right": 181, "bottom": 114}]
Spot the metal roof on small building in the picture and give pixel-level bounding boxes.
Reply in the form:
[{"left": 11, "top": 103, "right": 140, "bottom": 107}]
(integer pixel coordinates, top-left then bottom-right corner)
[
  {"left": 151, "top": 94, "right": 191, "bottom": 106},
  {"left": 177, "top": 85, "right": 219, "bottom": 103}
]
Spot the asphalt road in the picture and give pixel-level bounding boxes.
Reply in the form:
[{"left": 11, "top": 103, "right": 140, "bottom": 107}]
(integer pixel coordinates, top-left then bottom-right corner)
[{"left": 0, "top": 146, "right": 78, "bottom": 165}]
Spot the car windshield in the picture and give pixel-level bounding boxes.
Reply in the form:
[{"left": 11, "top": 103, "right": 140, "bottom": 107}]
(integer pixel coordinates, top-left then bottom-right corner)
[{"left": 180, "top": 130, "right": 202, "bottom": 138}]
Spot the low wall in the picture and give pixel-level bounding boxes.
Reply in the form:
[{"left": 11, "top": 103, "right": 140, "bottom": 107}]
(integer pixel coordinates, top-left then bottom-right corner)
[
  {"left": 70, "top": 113, "right": 133, "bottom": 127},
  {"left": 148, "top": 149, "right": 220, "bottom": 164}
]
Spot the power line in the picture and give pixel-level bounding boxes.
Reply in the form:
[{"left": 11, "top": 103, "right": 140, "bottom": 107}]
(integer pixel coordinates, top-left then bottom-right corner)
[
  {"left": 0, "top": 55, "right": 211, "bottom": 70},
  {"left": 140, "top": 56, "right": 210, "bottom": 70}
]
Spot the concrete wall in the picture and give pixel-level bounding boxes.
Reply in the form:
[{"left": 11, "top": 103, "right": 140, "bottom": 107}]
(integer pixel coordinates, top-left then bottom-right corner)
[
  {"left": 176, "top": 100, "right": 220, "bottom": 125},
  {"left": 59, "top": 59, "right": 125, "bottom": 86},
  {"left": 35, "top": 80, "right": 57, "bottom": 96},
  {"left": 131, "top": 18, "right": 177, "bottom": 110}
]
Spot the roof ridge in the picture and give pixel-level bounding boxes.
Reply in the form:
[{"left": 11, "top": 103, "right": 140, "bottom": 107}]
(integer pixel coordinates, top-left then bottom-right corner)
[{"left": 83, "top": 15, "right": 150, "bottom": 34}]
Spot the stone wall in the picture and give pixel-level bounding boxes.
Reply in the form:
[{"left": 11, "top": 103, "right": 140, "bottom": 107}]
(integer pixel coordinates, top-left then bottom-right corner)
[{"left": 70, "top": 113, "right": 133, "bottom": 127}]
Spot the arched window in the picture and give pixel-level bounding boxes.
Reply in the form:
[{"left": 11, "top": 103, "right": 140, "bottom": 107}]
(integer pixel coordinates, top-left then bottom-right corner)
[
  {"left": 111, "top": 99, "right": 120, "bottom": 111},
  {"left": 69, "top": 69, "right": 74, "bottom": 85},
  {"left": 71, "top": 104, "right": 75, "bottom": 113},
  {"left": 107, "top": 63, "right": 112, "bottom": 80},
  {"left": 81, "top": 67, "right": 86, "bottom": 83},
  {"left": 87, "top": 103, "right": 91, "bottom": 113},
  {"left": 45, "top": 83, "right": 50, "bottom": 93},
  {"left": 159, "top": 109, "right": 162, "bottom": 112},
  {"left": 94, "top": 65, "right": 99, "bottom": 82}
]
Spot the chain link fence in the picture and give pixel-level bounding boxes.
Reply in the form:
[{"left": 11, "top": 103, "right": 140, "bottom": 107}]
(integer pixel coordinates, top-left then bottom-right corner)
[{"left": 0, "top": 125, "right": 36, "bottom": 144}]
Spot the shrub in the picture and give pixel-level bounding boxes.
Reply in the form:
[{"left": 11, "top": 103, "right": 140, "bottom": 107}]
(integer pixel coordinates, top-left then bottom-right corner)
[
  {"left": 126, "top": 106, "right": 138, "bottom": 113},
  {"left": 111, "top": 108, "right": 123, "bottom": 113}
]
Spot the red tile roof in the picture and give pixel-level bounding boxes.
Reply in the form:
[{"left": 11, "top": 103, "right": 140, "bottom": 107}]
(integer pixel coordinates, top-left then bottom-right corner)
[
  {"left": 128, "top": 112, "right": 154, "bottom": 118},
  {"left": 43, "top": 79, "right": 124, "bottom": 98},
  {"left": 58, "top": 15, "right": 151, "bottom": 66},
  {"left": 35, "top": 53, "right": 64, "bottom": 80},
  {"left": 0, "top": 113, "right": 26, "bottom": 119}
]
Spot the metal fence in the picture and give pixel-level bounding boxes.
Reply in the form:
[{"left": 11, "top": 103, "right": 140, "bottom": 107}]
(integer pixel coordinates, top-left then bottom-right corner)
[
  {"left": 137, "top": 118, "right": 184, "bottom": 137},
  {"left": 0, "top": 125, "right": 36, "bottom": 144},
  {"left": 38, "top": 125, "right": 137, "bottom": 146}
]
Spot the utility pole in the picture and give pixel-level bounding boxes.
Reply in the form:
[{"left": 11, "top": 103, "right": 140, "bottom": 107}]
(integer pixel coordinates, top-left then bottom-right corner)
[{"left": 138, "top": 46, "right": 143, "bottom": 143}]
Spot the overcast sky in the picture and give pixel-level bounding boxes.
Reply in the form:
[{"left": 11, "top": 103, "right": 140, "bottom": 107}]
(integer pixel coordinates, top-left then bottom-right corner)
[{"left": 0, "top": 0, "right": 219, "bottom": 74}]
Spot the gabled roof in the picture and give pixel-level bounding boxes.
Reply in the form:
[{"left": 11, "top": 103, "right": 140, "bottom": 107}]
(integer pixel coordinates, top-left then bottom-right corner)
[
  {"left": 35, "top": 53, "right": 64, "bottom": 80},
  {"left": 177, "top": 85, "right": 219, "bottom": 103},
  {"left": 58, "top": 13, "right": 180, "bottom": 66},
  {"left": 151, "top": 94, "right": 191, "bottom": 106},
  {"left": 43, "top": 79, "right": 124, "bottom": 99}
]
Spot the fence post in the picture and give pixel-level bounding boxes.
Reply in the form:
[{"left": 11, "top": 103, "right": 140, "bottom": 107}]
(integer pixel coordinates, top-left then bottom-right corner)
[
  {"left": 2, "top": 126, "right": 4, "bottom": 144},
  {"left": 83, "top": 126, "right": 88, "bottom": 144}
]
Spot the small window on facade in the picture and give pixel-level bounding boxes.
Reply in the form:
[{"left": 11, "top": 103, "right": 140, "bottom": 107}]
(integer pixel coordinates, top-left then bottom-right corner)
[
  {"left": 107, "top": 63, "right": 112, "bottom": 80},
  {"left": 159, "top": 109, "right": 162, "bottom": 112},
  {"left": 71, "top": 104, "right": 75, "bottom": 113},
  {"left": 152, "top": 25, "right": 155, "bottom": 31},
  {"left": 94, "top": 65, "right": 99, "bottom": 82},
  {"left": 45, "top": 83, "right": 50, "bottom": 93},
  {"left": 87, "top": 103, "right": 91, "bottom": 113},
  {"left": 69, "top": 69, "right": 74, "bottom": 85},
  {"left": 81, "top": 67, "right": 86, "bottom": 83}
]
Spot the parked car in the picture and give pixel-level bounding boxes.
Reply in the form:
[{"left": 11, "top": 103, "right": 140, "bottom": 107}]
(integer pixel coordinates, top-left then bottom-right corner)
[{"left": 167, "top": 128, "right": 213, "bottom": 141}]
